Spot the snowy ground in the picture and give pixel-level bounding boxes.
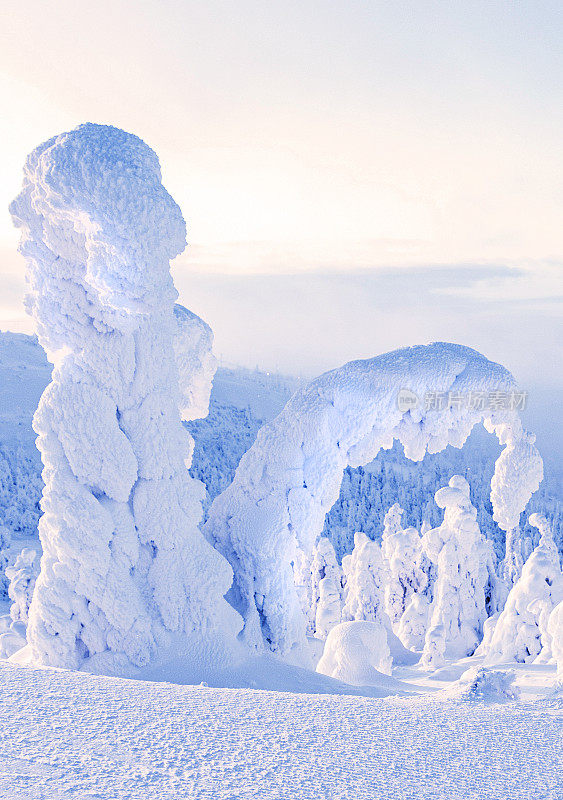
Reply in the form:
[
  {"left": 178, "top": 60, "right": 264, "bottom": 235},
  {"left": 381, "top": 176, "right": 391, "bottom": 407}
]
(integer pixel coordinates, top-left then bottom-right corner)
[{"left": 0, "top": 659, "right": 560, "bottom": 800}]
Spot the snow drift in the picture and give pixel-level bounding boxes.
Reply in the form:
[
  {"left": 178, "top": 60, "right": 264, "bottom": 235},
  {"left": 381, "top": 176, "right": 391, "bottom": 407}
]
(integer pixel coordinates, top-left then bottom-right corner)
[
  {"left": 205, "top": 343, "right": 543, "bottom": 659},
  {"left": 9, "top": 123, "right": 241, "bottom": 672}
]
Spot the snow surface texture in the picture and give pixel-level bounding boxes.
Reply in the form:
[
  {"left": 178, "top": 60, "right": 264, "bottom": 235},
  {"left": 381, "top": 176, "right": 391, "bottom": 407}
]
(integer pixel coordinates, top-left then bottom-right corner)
[
  {"left": 205, "top": 342, "right": 543, "bottom": 658},
  {"left": 9, "top": 123, "right": 241, "bottom": 671},
  {"left": 421, "top": 476, "right": 492, "bottom": 667},
  {"left": 484, "top": 514, "right": 563, "bottom": 665},
  {"left": 0, "top": 660, "right": 560, "bottom": 800}
]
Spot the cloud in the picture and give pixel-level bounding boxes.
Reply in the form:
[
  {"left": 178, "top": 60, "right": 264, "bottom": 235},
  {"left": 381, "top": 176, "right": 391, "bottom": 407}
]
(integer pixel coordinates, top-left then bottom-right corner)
[{"left": 433, "top": 262, "right": 563, "bottom": 303}]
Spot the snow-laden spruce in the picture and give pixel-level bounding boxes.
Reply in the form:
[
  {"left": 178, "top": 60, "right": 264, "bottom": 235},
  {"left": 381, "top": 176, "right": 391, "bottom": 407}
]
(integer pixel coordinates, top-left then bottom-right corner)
[
  {"left": 342, "top": 533, "right": 390, "bottom": 628},
  {"left": 381, "top": 503, "right": 426, "bottom": 629},
  {"left": 304, "top": 537, "right": 342, "bottom": 640},
  {"left": 483, "top": 514, "right": 563, "bottom": 664},
  {"left": 10, "top": 124, "right": 241, "bottom": 671},
  {"left": 421, "top": 476, "right": 490, "bottom": 667},
  {"left": 204, "top": 343, "right": 543, "bottom": 658}
]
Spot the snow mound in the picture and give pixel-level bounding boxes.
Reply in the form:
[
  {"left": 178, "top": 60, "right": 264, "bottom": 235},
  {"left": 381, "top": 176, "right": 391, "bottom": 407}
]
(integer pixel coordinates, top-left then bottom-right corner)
[
  {"left": 206, "top": 342, "right": 543, "bottom": 658},
  {"left": 316, "top": 620, "right": 400, "bottom": 687},
  {"left": 443, "top": 666, "right": 520, "bottom": 703}
]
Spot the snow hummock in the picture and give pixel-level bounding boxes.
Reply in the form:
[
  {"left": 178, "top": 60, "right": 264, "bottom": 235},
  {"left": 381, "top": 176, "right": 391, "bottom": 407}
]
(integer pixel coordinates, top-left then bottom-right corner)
[
  {"left": 205, "top": 342, "right": 543, "bottom": 659},
  {"left": 442, "top": 666, "right": 520, "bottom": 703},
  {"left": 316, "top": 620, "right": 396, "bottom": 686},
  {"left": 9, "top": 123, "right": 241, "bottom": 672}
]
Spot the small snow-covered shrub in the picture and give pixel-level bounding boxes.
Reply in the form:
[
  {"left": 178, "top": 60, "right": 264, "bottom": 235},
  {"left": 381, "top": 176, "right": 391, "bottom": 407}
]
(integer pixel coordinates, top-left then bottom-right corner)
[
  {"left": 443, "top": 666, "right": 520, "bottom": 702},
  {"left": 484, "top": 514, "right": 563, "bottom": 664},
  {"left": 316, "top": 620, "right": 392, "bottom": 684}
]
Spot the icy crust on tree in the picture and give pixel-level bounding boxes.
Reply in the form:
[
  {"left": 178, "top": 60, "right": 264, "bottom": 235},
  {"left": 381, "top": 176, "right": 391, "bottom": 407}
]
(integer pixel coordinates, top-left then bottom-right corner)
[
  {"left": 483, "top": 514, "right": 563, "bottom": 665},
  {"left": 173, "top": 304, "right": 217, "bottom": 423},
  {"left": 205, "top": 342, "right": 543, "bottom": 657},
  {"left": 10, "top": 124, "right": 241, "bottom": 671}
]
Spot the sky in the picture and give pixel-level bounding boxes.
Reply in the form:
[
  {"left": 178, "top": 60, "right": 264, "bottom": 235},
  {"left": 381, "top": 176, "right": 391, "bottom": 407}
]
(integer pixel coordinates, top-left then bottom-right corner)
[{"left": 1, "top": 0, "right": 562, "bottom": 392}]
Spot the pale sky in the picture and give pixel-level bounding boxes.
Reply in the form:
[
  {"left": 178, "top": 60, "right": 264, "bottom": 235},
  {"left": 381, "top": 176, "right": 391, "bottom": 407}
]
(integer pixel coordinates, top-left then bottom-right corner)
[{"left": 1, "top": 1, "right": 562, "bottom": 393}]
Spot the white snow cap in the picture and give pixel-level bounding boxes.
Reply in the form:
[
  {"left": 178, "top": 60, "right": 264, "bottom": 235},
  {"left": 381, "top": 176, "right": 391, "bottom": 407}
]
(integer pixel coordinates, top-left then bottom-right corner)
[
  {"left": 205, "top": 342, "right": 543, "bottom": 659},
  {"left": 10, "top": 124, "right": 241, "bottom": 672}
]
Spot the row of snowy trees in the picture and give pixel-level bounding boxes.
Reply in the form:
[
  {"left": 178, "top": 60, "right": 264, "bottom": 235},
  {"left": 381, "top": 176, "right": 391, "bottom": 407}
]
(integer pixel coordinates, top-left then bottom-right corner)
[
  {"left": 3, "top": 122, "right": 559, "bottom": 689},
  {"left": 296, "top": 474, "right": 562, "bottom": 676}
]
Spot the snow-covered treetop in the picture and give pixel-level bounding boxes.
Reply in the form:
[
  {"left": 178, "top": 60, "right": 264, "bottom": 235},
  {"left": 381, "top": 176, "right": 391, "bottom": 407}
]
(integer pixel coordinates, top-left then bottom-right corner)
[
  {"left": 9, "top": 123, "right": 186, "bottom": 350},
  {"left": 206, "top": 342, "right": 543, "bottom": 656}
]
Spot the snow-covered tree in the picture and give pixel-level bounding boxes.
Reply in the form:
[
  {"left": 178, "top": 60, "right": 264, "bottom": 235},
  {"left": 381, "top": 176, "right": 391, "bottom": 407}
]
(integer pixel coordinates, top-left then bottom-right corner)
[
  {"left": 294, "top": 537, "right": 342, "bottom": 639},
  {"left": 5, "top": 548, "right": 38, "bottom": 625},
  {"left": 421, "top": 476, "right": 489, "bottom": 667},
  {"left": 381, "top": 503, "right": 426, "bottom": 629},
  {"left": 205, "top": 341, "right": 543, "bottom": 659},
  {"left": 0, "top": 525, "right": 10, "bottom": 601},
  {"left": 484, "top": 514, "right": 563, "bottom": 664},
  {"left": 311, "top": 538, "right": 342, "bottom": 639},
  {"left": 9, "top": 124, "right": 241, "bottom": 671},
  {"left": 342, "top": 533, "right": 390, "bottom": 628}
]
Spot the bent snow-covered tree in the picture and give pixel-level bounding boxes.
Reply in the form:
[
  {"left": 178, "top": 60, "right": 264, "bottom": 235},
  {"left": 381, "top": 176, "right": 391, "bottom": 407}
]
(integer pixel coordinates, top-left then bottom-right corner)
[
  {"left": 10, "top": 123, "right": 241, "bottom": 671},
  {"left": 205, "top": 343, "right": 543, "bottom": 659}
]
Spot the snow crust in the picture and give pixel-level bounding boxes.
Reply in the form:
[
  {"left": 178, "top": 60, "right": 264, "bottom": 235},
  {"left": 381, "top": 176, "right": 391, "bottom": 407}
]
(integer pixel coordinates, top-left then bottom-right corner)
[
  {"left": 205, "top": 342, "right": 543, "bottom": 658},
  {"left": 9, "top": 124, "right": 241, "bottom": 671}
]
